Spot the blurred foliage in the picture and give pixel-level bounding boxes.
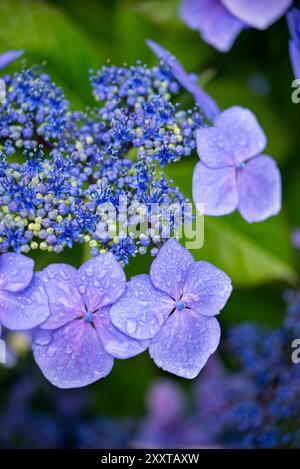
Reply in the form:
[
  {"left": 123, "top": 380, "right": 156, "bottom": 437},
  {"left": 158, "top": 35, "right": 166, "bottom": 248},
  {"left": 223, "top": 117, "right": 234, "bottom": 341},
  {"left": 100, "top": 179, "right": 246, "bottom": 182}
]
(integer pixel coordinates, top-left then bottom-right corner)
[{"left": 0, "top": 0, "right": 299, "bottom": 417}]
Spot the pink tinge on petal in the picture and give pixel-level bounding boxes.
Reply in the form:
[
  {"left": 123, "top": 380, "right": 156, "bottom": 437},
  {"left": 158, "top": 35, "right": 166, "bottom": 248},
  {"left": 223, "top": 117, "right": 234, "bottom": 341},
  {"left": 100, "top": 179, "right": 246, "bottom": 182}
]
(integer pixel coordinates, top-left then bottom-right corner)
[
  {"left": 33, "top": 319, "right": 114, "bottom": 389},
  {"left": 221, "top": 0, "right": 292, "bottom": 30}
]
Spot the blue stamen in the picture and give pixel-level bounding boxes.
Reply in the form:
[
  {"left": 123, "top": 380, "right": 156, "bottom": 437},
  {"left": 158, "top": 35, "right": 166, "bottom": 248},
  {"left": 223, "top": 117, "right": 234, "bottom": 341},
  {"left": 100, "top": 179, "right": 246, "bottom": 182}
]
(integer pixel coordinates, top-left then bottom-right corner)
[
  {"left": 83, "top": 312, "right": 94, "bottom": 324},
  {"left": 176, "top": 300, "right": 186, "bottom": 311},
  {"left": 236, "top": 162, "right": 246, "bottom": 171}
]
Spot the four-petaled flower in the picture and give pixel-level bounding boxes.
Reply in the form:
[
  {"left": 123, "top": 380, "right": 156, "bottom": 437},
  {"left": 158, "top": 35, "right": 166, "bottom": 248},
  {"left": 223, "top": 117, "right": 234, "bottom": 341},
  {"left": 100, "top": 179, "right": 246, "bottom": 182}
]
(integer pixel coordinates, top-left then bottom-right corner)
[
  {"left": 0, "top": 253, "right": 49, "bottom": 330},
  {"left": 287, "top": 8, "right": 300, "bottom": 79},
  {"left": 32, "top": 253, "right": 148, "bottom": 388},
  {"left": 192, "top": 106, "right": 281, "bottom": 223},
  {"left": 147, "top": 40, "right": 220, "bottom": 120},
  {"left": 110, "top": 239, "right": 232, "bottom": 379},
  {"left": 179, "top": 0, "right": 292, "bottom": 52}
]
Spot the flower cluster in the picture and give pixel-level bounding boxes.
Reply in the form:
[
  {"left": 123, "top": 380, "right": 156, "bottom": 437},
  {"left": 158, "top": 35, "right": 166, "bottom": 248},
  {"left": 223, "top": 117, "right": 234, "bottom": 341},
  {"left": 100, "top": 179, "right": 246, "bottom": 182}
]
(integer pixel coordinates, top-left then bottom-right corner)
[
  {"left": 0, "top": 240, "right": 232, "bottom": 388},
  {"left": 0, "top": 60, "right": 204, "bottom": 263},
  {"left": 0, "top": 47, "right": 283, "bottom": 266},
  {"left": 137, "top": 290, "right": 300, "bottom": 448},
  {"left": 179, "top": 0, "right": 292, "bottom": 52},
  {"left": 216, "top": 295, "right": 300, "bottom": 448},
  {"left": 0, "top": 47, "right": 284, "bottom": 391}
]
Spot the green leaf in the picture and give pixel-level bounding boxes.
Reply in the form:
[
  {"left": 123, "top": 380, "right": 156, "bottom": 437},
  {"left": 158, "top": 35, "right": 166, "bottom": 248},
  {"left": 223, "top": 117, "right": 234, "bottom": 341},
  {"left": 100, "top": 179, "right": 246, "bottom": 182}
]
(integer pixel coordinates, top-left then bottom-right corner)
[
  {"left": 128, "top": 0, "right": 181, "bottom": 26},
  {"left": 164, "top": 156, "right": 297, "bottom": 287},
  {"left": 0, "top": 0, "right": 103, "bottom": 107},
  {"left": 221, "top": 283, "right": 286, "bottom": 327}
]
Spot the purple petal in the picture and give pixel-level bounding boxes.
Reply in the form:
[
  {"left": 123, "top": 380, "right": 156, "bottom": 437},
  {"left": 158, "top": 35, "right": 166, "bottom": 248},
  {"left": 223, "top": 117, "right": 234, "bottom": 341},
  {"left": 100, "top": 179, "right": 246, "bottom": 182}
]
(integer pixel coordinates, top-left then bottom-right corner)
[
  {"left": 179, "top": 0, "right": 245, "bottom": 52},
  {"left": 39, "top": 264, "right": 85, "bottom": 330},
  {"left": 196, "top": 126, "right": 233, "bottom": 168},
  {"left": 94, "top": 307, "right": 149, "bottom": 359},
  {"left": 146, "top": 40, "right": 220, "bottom": 119},
  {"left": 216, "top": 106, "right": 267, "bottom": 164},
  {"left": 0, "top": 274, "right": 50, "bottom": 330},
  {"left": 33, "top": 320, "right": 114, "bottom": 388},
  {"left": 150, "top": 239, "right": 194, "bottom": 300},
  {"left": 110, "top": 275, "right": 173, "bottom": 340},
  {"left": 0, "top": 253, "right": 34, "bottom": 292},
  {"left": 0, "top": 50, "right": 23, "bottom": 70},
  {"left": 221, "top": 0, "right": 292, "bottom": 29},
  {"left": 149, "top": 310, "right": 221, "bottom": 379},
  {"left": 237, "top": 155, "right": 282, "bottom": 223},
  {"left": 192, "top": 161, "right": 238, "bottom": 216},
  {"left": 179, "top": 0, "right": 210, "bottom": 30},
  {"left": 287, "top": 8, "right": 300, "bottom": 49},
  {"left": 182, "top": 261, "right": 232, "bottom": 316},
  {"left": 77, "top": 253, "right": 126, "bottom": 312},
  {"left": 289, "top": 40, "right": 300, "bottom": 79}
]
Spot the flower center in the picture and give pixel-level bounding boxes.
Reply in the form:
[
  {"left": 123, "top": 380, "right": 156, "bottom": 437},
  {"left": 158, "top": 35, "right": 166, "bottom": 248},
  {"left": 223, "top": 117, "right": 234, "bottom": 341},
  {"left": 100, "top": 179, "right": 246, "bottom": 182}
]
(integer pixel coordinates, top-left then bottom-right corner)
[
  {"left": 236, "top": 162, "right": 246, "bottom": 171},
  {"left": 83, "top": 312, "right": 94, "bottom": 324},
  {"left": 176, "top": 300, "right": 186, "bottom": 311}
]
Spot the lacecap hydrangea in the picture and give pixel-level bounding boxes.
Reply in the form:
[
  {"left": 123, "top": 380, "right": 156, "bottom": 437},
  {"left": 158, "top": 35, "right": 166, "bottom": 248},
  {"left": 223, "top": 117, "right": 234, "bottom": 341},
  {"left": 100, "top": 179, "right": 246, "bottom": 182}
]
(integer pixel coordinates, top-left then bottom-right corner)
[
  {"left": 0, "top": 58, "right": 205, "bottom": 263},
  {"left": 0, "top": 47, "right": 283, "bottom": 388}
]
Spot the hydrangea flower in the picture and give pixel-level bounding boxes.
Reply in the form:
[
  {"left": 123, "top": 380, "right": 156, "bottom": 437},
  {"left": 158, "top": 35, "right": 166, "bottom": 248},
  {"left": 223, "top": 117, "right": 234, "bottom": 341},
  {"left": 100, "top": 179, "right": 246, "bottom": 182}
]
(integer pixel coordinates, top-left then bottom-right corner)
[
  {"left": 32, "top": 253, "right": 148, "bottom": 388},
  {"left": 219, "top": 307, "right": 300, "bottom": 448},
  {"left": 192, "top": 106, "right": 282, "bottom": 223},
  {"left": 179, "top": 0, "right": 292, "bottom": 52},
  {"left": 110, "top": 239, "right": 232, "bottom": 379},
  {"left": 0, "top": 50, "right": 23, "bottom": 70},
  {"left": 287, "top": 8, "right": 300, "bottom": 79},
  {"left": 146, "top": 40, "right": 220, "bottom": 119},
  {"left": 0, "top": 253, "right": 49, "bottom": 330},
  {"left": 0, "top": 63, "right": 201, "bottom": 263}
]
